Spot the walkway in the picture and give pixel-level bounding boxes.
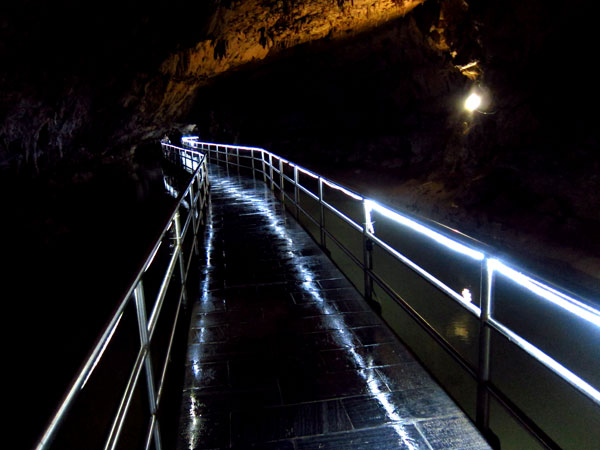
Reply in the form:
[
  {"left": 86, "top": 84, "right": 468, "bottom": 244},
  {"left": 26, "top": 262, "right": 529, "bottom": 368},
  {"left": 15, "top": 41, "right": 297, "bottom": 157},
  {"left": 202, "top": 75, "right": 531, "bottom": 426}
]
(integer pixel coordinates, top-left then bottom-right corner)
[{"left": 176, "top": 165, "right": 491, "bottom": 449}]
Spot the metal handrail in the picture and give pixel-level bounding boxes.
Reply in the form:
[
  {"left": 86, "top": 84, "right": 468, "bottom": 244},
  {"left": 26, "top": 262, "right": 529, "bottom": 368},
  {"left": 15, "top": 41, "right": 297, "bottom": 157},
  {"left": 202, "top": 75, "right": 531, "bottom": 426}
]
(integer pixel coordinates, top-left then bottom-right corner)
[
  {"left": 183, "top": 136, "right": 600, "bottom": 450},
  {"left": 35, "top": 145, "right": 209, "bottom": 450}
]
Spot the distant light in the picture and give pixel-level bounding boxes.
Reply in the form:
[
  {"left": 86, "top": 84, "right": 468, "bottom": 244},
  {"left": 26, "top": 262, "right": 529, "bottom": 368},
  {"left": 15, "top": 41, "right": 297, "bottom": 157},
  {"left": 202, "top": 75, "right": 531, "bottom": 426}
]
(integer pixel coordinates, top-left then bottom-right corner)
[
  {"left": 461, "top": 288, "right": 473, "bottom": 303},
  {"left": 465, "top": 93, "right": 482, "bottom": 112}
]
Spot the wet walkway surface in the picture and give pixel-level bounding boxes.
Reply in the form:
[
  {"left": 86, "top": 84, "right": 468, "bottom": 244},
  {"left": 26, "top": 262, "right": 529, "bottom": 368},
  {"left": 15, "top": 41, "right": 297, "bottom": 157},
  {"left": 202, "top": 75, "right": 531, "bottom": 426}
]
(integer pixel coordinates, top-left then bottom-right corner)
[{"left": 177, "top": 166, "right": 491, "bottom": 449}]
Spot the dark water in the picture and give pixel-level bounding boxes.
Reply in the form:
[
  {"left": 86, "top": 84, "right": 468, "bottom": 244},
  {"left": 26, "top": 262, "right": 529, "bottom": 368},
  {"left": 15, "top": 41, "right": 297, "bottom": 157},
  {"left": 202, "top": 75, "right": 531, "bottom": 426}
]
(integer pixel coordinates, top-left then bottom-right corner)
[{"left": 3, "top": 158, "right": 192, "bottom": 448}]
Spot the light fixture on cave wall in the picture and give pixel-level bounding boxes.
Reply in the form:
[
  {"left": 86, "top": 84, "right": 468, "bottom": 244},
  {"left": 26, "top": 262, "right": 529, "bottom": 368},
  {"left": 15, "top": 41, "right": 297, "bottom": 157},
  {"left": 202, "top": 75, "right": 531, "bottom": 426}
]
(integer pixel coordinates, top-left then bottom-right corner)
[
  {"left": 463, "top": 84, "right": 493, "bottom": 115},
  {"left": 454, "top": 60, "right": 493, "bottom": 115}
]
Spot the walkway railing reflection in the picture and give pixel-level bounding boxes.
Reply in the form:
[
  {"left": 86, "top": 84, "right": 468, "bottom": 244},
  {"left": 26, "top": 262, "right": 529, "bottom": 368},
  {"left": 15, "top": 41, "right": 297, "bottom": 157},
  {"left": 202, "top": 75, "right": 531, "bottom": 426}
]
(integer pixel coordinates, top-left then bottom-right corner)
[
  {"left": 183, "top": 136, "right": 600, "bottom": 450},
  {"left": 36, "top": 145, "right": 208, "bottom": 450}
]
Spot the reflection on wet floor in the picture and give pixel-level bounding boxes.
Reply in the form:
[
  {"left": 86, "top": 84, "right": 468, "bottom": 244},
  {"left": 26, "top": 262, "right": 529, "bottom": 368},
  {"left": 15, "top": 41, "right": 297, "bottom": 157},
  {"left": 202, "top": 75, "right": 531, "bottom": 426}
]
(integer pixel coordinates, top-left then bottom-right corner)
[{"left": 177, "top": 165, "right": 491, "bottom": 449}]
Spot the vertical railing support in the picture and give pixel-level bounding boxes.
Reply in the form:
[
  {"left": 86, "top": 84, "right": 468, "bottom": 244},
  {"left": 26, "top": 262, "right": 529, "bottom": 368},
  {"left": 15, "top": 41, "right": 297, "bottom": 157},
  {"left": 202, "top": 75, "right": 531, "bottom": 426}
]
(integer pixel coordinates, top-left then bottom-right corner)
[
  {"left": 477, "top": 259, "right": 492, "bottom": 438},
  {"left": 318, "top": 177, "right": 325, "bottom": 247},
  {"left": 134, "top": 281, "right": 162, "bottom": 450},
  {"left": 261, "top": 151, "right": 267, "bottom": 183},
  {"left": 279, "top": 158, "right": 284, "bottom": 203},
  {"left": 362, "top": 201, "right": 374, "bottom": 305},
  {"left": 188, "top": 184, "right": 200, "bottom": 256},
  {"left": 173, "top": 211, "right": 187, "bottom": 307},
  {"left": 269, "top": 153, "right": 274, "bottom": 191},
  {"left": 293, "top": 166, "right": 299, "bottom": 219},
  {"left": 251, "top": 149, "right": 256, "bottom": 180}
]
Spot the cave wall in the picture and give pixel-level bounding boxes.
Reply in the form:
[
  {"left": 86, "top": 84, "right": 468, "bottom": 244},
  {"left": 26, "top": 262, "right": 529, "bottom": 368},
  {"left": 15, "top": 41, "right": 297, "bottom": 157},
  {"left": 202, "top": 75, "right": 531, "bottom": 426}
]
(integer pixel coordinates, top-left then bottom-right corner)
[
  {"left": 184, "top": 0, "right": 600, "bottom": 289},
  {"left": 2, "top": 0, "right": 599, "bottom": 289}
]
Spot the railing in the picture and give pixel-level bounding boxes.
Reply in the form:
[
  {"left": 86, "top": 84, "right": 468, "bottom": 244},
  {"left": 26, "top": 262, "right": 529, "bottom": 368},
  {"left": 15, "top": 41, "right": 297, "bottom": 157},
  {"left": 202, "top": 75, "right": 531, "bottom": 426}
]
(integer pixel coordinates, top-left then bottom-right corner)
[
  {"left": 35, "top": 145, "right": 209, "bottom": 450},
  {"left": 183, "top": 136, "right": 600, "bottom": 450}
]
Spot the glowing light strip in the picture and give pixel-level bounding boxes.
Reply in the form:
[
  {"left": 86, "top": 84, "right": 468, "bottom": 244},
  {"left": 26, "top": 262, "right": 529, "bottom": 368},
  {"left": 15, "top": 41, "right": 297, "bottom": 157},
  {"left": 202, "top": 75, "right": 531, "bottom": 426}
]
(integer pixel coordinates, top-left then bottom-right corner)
[
  {"left": 296, "top": 165, "right": 319, "bottom": 179},
  {"left": 365, "top": 200, "right": 485, "bottom": 261},
  {"left": 488, "top": 259, "right": 600, "bottom": 328},
  {"left": 322, "top": 178, "right": 363, "bottom": 201},
  {"left": 490, "top": 318, "right": 600, "bottom": 406}
]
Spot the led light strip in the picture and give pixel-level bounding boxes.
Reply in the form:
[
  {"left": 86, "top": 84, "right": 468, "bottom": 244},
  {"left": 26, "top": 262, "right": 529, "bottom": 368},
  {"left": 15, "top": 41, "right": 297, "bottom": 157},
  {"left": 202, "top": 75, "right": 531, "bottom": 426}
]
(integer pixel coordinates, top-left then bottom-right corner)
[
  {"left": 365, "top": 199, "right": 484, "bottom": 261},
  {"left": 488, "top": 259, "right": 600, "bottom": 328}
]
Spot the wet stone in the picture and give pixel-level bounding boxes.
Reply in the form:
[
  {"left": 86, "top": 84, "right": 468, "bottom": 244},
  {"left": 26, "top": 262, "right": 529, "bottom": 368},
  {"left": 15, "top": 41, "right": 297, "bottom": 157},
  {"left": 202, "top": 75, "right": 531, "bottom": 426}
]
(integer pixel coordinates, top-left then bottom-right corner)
[{"left": 175, "top": 165, "right": 491, "bottom": 449}]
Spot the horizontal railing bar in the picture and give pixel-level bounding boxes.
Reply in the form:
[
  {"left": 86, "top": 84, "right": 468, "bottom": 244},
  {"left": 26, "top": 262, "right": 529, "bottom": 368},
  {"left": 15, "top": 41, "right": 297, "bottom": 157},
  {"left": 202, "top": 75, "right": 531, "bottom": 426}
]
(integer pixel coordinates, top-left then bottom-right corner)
[
  {"left": 104, "top": 346, "right": 148, "bottom": 450},
  {"left": 42, "top": 160, "right": 210, "bottom": 443},
  {"left": 486, "top": 383, "right": 560, "bottom": 450},
  {"left": 35, "top": 296, "right": 132, "bottom": 449},
  {"left": 148, "top": 242, "right": 181, "bottom": 339},
  {"left": 144, "top": 415, "right": 158, "bottom": 450},
  {"left": 489, "top": 318, "right": 600, "bottom": 407},
  {"left": 155, "top": 287, "right": 186, "bottom": 409},
  {"left": 368, "top": 269, "right": 478, "bottom": 380},
  {"left": 321, "top": 198, "right": 364, "bottom": 233},
  {"left": 297, "top": 183, "right": 320, "bottom": 201},
  {"left": 297, "top": 203, "right": 321, "bottom": 228},
  {"left": 186, "top": 139, "right": 492, "bottom": 253},
  {"left": 368, "top": 231, "right": 481, "bottom": 317},
  {"left": 322, "top": 227, "right": 365, "bottom": 270}
]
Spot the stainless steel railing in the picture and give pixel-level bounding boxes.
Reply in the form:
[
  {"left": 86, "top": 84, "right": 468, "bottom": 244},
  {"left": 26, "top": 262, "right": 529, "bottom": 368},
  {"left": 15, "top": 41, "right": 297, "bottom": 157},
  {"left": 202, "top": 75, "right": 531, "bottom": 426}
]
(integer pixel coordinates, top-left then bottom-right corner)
[
  {"left": 183, "top": 136, "right": 600, "bottom": 450},
  {"left": 35, "top": 145, "right": 209, "bottom": 450}
]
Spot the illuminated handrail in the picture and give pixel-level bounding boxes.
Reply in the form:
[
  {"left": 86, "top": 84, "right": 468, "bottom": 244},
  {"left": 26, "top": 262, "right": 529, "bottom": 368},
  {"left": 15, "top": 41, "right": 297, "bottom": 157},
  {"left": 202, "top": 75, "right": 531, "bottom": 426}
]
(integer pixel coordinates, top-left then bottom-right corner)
[
  {"left": 35, "top": 145, "right": 209, "bottom": 450},
  {"left": 183, "top": 136, "right": 600, "bottom": 449}
]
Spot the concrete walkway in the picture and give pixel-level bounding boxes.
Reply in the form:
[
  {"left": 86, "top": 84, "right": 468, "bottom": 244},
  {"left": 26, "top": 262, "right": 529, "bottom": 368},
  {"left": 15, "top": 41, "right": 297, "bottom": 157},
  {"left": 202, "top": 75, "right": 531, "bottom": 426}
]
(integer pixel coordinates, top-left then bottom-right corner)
[{"left": 176, "top": 165, "right": 491, "bottom": 449}]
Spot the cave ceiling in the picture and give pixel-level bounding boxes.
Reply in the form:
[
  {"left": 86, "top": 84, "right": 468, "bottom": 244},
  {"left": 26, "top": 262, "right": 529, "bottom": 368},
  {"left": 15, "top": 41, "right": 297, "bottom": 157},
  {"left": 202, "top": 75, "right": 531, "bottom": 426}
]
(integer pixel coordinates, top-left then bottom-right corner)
[{"left": 1, "top": 0, "right": 599, "bottom": 286}]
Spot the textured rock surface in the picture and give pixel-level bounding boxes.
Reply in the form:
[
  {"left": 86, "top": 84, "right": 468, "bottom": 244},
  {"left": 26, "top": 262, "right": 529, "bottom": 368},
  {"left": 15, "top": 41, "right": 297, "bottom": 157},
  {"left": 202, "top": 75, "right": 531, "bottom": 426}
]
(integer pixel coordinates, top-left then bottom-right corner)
[{"left": 2, "top": 1, "right": 598, "bottom": 296}]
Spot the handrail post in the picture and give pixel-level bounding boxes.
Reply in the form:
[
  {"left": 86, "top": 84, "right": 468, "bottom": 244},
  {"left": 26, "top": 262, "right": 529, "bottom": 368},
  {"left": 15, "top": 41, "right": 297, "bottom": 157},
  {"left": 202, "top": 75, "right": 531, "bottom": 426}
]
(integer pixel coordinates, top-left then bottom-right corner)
[
  {"left": 134, "top": 281, "right": 162, "bottom": 450},
  {"left": 477, "top": 258, "right": 492, "bottom": 438},
  {"left": 362, "top": 200, "right": 374, "bottom": 305},
  {"left": 189, "top": 184, "right": 200, "bottom": 256},
  {"left": 279, "top": 158, "right": 284, "bottom": 203},
  {"left": 318, "top": 177, "right": 325, "bottom": 247},
  {"left": 261, "top": 151, "right": 267, "bottom": 183},
  {"left": 173, "top": 211, "right": 187, "bottom": 306},
  {"left": 251, "top": 149, "right": 256, "bottom": 180},
  {"left": 293, "top": 166, "right": 299, "bottom": 219},
  {"left": 269, "top": 153, "right": 274, "bottom": 191}
]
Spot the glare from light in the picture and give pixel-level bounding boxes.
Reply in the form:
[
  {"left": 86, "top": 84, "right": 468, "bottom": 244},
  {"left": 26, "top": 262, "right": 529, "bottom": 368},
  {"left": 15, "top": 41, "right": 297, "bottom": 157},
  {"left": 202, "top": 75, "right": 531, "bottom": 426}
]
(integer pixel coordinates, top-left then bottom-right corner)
[
  {"left": 461, "top": 289, "right": 473, "bottom": 303},
  {"left": 465, "top": 93, "right": 482, "bottom": 112}
]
